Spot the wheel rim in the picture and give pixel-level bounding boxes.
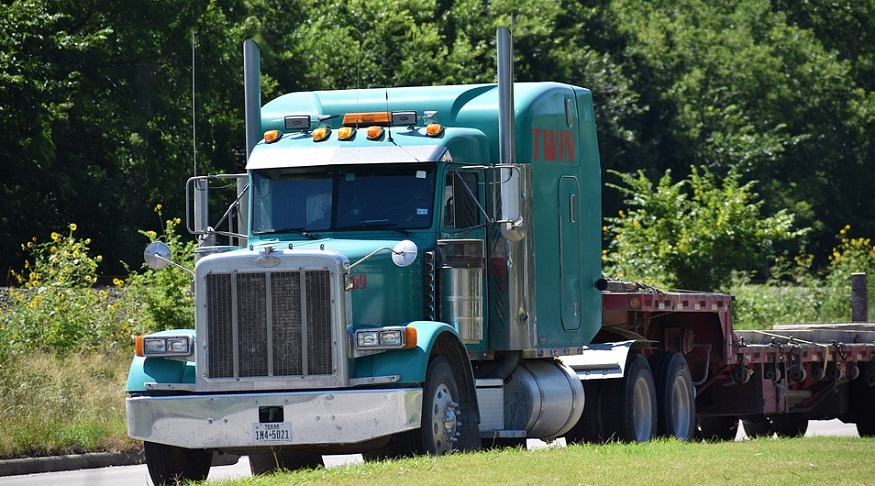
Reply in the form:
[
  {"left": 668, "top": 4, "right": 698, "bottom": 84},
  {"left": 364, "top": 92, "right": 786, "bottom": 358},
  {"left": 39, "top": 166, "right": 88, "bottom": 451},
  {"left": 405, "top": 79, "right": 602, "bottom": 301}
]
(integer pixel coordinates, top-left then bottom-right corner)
[
  {"left": 632, "top": 376, "right": 654, "bottom": 441},
  {"left": 671, "top": 372, "right": 694, "bottom": 438},
  {"left": 429, "top": 382, "right": 459, "bottom": 454}
]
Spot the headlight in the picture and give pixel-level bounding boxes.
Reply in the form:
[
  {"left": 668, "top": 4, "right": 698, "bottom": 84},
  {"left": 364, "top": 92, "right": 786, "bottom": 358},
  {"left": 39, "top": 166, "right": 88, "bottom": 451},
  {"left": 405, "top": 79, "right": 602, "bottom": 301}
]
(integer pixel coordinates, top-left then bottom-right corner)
[
  {"left": 354, "top": 327, "right": 416, "bottom": 351},
  {"left": 136, "top": 335, "right": 193, "bottom": 358}
]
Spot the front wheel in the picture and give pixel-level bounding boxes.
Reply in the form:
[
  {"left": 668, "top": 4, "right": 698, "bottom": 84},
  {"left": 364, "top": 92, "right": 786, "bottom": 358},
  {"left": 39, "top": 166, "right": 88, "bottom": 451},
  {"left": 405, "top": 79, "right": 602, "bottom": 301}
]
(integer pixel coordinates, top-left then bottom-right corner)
[
  {"left": 408, "top": 356, "right": 462, "bottom": 455},
  {"left": 143, "top": 441, "right": 211, "bottom": 486}
]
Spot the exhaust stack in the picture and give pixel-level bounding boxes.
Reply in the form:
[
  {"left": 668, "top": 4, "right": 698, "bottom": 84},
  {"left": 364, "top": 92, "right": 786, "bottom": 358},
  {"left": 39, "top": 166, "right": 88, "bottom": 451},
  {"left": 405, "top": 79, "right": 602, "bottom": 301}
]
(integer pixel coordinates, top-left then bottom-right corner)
[{"left": 497, "top": 27, "right": 525, "bottom": 241}]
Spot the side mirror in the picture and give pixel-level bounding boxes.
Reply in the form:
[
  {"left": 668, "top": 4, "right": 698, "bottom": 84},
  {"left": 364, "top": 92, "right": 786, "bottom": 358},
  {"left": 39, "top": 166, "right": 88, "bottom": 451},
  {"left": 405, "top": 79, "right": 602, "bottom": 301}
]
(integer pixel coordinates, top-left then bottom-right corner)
[
  {"left": 392, "top": 240, "right": 418, "bottom": 267},
  {"left": 144, "top": 241, "right": 173, "bottom": 270}
]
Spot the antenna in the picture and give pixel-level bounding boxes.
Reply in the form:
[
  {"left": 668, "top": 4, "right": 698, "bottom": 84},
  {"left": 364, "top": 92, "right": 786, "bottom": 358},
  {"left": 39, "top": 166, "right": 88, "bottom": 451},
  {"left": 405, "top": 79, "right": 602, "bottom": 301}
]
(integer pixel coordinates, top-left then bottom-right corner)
[
  {"left": 191, "top": 30, "right": 197, "bottom": 177},
  {"left": 385, "top": 88, "right": 394, "bottom": 143}
]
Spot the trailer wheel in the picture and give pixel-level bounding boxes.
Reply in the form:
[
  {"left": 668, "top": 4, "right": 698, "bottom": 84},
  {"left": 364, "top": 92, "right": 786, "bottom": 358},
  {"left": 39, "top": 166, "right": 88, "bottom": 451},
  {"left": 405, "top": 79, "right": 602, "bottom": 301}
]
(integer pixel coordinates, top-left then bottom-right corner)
[
  {"left": 599, "top": 354, "right": 657, "bottom": 442},
  {"left": 850, "top": 377, "right": 875, "bottom": 437},
  {"left": 649, "top": 352, "right": 696, "bottom": 441},
  {"left": 696, "top": 416, "right": 739, "bottom": 441},
  {"left": 143, "top": 441, "right": 211, "bottom": 486},
  {"left": 770, "top": 414, "right": 809, "bottom": 438},
  {"left": 741, "top": 416, "right": 774, "bottom": 438},
  {"left": 249, "top": 451, "right": 324, "bottom": 474},
  {"left": 413, "top": 356, "right": 462, "bottom": 454}
]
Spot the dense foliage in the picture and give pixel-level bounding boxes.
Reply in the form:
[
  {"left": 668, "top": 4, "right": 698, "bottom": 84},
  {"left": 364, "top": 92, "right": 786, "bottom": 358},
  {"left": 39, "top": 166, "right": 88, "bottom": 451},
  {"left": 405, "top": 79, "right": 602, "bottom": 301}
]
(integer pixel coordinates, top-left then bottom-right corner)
[
  {"left": 1, "top": 0, "right": 873, "bottom": 280},
  {"left": 603, "top": 166, "right": 806, "bottom": 290}
]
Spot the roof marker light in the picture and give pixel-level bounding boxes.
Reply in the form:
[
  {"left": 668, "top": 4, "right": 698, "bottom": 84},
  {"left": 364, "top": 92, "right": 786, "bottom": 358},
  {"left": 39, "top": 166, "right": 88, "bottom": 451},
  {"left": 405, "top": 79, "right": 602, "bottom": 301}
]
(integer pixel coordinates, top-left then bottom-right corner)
[
  {"left": 338, "top": 126, "right": 356, "bottom": 140},
  {"left": 425, "top": 123, "right": 444, "bottom": 137},
  {"left": 263, "top": 129, "right": 282, "bottom": 143},
  {"left": 343, "top": 112, "right": 391, "bottom": 126},
  {"left": 312, "top": 127, "right": 331, "bottom": 142},
  {"left": 366, "top": 126, "right": 384, "bottom": 140}
]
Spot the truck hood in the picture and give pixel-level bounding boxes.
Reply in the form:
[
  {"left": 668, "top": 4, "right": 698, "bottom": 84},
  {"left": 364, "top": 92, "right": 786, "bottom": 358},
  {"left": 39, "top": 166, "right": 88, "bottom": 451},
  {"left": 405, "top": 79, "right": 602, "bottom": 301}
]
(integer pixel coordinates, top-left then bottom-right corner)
[{"left": 251, "top": 238, "right": 411, "bottom": 265}]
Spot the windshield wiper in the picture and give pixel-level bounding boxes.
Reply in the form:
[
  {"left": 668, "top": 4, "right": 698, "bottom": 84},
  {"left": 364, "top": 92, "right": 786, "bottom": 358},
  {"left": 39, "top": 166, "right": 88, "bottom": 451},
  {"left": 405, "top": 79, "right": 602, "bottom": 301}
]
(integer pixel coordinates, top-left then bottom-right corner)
[{"left": 252, "top": 227, "right": 319, "bottom": 239}]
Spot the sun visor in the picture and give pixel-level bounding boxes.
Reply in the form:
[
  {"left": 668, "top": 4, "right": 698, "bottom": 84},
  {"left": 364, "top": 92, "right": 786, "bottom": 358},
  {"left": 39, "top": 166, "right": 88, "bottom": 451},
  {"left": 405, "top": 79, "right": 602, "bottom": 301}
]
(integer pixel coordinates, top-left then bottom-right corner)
[{"left": 247, "top": 144, "right": 447, "bottom": 170}]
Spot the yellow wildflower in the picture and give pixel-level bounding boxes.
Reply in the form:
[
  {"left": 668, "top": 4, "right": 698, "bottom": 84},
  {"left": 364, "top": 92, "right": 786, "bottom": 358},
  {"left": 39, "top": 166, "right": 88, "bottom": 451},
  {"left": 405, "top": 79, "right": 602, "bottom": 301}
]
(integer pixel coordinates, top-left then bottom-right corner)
[
  {"left": 51, "top": 232, "right": 61, "bottom": 242},
  {"left": 69, "top": 223, "right": 77, "bottom": 232},
  {"left": 154, "top": 204, "right": 163, "bottom": 212}
]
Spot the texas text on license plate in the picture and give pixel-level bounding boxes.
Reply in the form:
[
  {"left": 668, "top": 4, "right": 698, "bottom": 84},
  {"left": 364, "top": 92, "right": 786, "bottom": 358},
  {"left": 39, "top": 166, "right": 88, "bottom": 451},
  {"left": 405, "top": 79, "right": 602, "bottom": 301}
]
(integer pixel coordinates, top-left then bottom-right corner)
[{"left": 253, "top": 422, "right": 292, "bottom": 443}]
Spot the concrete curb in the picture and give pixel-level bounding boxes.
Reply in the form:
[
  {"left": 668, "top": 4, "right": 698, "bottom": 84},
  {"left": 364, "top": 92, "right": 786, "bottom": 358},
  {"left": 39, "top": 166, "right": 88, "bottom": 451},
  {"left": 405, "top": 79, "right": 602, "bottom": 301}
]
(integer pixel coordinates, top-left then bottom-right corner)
[{"left": 0, "top": 451, "right": 144, "bottom": 477}]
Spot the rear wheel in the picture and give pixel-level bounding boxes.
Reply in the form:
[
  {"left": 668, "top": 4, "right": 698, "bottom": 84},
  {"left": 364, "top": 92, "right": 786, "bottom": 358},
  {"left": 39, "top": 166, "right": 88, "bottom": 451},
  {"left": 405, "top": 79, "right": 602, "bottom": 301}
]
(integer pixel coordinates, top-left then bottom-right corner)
[
  {"left": 697, "top": 416, "right": 739, "bottom": 441},
  {"left": 249, "top": 451, "right": 324, "bottom": 475},
  {"left": 741, "top": 416, "right": 774, "bottom": 438},
  {"left": 771, "top": 414, "right": 809, "bottom": 438},
  {"left": 649, "top": 352, "right": 696, "bottom": 441},
  {"left": 599, "top": 354, "right": 657, "bottom": 442},
  {"left": 143, "top": 441, "right": 211, "bottom": 486}
]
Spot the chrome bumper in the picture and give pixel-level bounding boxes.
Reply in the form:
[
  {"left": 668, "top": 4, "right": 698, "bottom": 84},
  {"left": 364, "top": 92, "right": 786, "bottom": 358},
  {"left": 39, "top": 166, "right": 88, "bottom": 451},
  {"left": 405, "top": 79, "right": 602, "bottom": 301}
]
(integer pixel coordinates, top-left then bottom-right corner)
[{"left": 127, "top": 388, "right": 422, "bottom": 449}]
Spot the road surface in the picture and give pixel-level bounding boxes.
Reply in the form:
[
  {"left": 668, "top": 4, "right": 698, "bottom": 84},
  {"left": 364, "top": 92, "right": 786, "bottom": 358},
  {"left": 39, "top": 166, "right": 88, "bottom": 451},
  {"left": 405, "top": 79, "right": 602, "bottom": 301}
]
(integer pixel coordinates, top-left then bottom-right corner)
[{"left": 0, "top": 419, "right": 859, "bottom": 486}]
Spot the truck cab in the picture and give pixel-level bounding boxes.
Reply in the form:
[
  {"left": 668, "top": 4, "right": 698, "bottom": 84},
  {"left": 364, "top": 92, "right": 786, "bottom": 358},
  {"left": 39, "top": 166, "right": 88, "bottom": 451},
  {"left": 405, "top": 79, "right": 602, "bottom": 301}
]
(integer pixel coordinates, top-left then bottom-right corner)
[{"left": 127, "top": 69, "right": 606, "bottom": 484}]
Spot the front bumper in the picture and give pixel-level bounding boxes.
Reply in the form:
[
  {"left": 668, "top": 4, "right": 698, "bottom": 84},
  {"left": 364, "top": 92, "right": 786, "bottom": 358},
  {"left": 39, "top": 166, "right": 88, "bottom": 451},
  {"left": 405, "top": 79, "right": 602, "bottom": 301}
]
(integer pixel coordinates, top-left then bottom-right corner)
[{"left": 127, "top": 388, "right": 422, "bottom": 449}]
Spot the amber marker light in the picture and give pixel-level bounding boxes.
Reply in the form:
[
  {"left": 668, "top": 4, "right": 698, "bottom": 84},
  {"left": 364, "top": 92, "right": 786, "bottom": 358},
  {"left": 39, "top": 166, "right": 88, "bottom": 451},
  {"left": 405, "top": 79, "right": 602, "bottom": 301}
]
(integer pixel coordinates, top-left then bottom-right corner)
[
  {"left": 366, "top": 126, "right": 384, "bottom": 140},
  {"left": 135, "top": 335, "right": 145, "bottom": 357},
  {"left": 312, "top": 127, "right": 331, "bottom": 142},
  {"left": 425, "top": 123, "right": 444, "bottom": 137},
  {"left": 263, "top": 129, "right": 282, "bottom": 143},
  {"left": 338, "top": 126, "right": 355, "bottom": 140},
  {"left": 404, "top": 326, "right": 418, "bottom": 349},
  {"left": 343, "top": 112, "right": 391, "bottom": 126}
]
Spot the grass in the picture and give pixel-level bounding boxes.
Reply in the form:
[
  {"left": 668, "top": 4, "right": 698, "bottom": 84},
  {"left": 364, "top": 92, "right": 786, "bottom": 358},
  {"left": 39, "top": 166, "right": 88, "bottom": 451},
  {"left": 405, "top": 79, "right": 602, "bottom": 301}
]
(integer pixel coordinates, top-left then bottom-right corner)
[
  {"left": 204, "top": 437, "right": 875, "bottom": 486},
  {"left": 0, "top": 349, "right": 139, "bottom": 458}
]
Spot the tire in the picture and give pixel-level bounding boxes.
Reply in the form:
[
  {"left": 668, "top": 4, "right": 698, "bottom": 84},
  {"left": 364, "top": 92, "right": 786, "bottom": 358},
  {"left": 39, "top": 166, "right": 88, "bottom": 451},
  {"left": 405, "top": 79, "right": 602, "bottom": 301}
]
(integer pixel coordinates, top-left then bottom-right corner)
[
  {"left": 599, "top": 354, "right": 657, "bottom": 442},
  {"left": 408, "top": 356, "right": 463, "bottom": 455},
  {"left": 771, "top": 414, "right": 809, "bottom": 438},
  {"left": 697, "top": 416, "right": 739, "bottom": 441},
  {"left": 565, "top": 380, "right": 605, "bottom": 444},
  {"left": 850, "top": 378, "right": 875, "bottom": 437},
  {"left": 741, "top": 416, "right": 774, "bottom": 438},
  {"left": 249, "top": 451, "right": 324, "bottom": 475},
  {"left": 143, "top": 441, "right": 211, "bottom": 486},
  {"left": 649, "top": 352, "right": 696, "bottom": 441}
]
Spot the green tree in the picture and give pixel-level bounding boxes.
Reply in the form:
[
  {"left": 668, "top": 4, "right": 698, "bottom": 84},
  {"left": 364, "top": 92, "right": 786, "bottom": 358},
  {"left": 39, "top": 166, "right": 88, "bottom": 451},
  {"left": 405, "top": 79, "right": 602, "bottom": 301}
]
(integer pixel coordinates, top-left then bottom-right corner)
[{"left": 603, "top": 166, "right": 807, "bottom": 290}]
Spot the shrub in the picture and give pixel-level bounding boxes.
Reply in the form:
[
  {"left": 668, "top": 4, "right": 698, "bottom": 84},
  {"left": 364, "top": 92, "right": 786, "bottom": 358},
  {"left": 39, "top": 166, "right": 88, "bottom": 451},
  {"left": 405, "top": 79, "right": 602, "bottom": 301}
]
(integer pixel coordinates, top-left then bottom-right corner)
[
  {"left": 603, "top": 166, "right": 808, "bottom": 291},
  {"left": 120, "top": 204, "right": 196, "bottom": 331},
  {"left": 0, "top": 224, "right": 132, "bottom": 356}
]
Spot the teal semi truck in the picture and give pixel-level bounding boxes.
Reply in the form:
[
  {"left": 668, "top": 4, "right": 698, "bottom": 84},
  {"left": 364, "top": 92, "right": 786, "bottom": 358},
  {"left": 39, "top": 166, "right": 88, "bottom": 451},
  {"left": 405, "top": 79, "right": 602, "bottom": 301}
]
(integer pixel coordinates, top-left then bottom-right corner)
[{"left": 126, "top": 29, "right": 875, "bottom": 485}]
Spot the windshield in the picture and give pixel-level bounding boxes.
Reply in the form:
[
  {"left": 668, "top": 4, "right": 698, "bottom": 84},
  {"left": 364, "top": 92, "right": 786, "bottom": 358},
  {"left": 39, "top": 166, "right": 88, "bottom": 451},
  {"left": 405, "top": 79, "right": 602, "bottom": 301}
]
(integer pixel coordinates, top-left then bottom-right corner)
[{"left": 251, "top": 164, "right": 436, "bottom": 235}]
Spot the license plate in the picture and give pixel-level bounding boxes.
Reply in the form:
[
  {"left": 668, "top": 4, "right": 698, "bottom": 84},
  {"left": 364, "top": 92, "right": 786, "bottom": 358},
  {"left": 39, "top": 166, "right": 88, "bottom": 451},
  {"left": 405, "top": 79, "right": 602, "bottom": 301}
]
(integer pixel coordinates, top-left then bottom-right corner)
[{"left": 253, "top": 422, "right": 291, "bottom": 443}]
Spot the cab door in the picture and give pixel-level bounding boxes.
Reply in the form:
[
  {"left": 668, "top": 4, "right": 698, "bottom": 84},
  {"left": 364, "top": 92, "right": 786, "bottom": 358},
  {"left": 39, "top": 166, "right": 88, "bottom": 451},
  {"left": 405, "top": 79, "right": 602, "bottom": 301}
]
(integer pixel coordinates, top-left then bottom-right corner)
[{"left": 558, "top": 175, "right": 582, "bottom": 331}]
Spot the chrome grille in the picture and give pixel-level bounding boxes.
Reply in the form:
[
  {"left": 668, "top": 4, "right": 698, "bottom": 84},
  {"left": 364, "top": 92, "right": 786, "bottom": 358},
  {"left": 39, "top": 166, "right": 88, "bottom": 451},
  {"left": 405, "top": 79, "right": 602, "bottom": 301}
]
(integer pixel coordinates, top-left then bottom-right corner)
[{"left": 206, "top": 270, "right": 334, "bottom": 379}]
